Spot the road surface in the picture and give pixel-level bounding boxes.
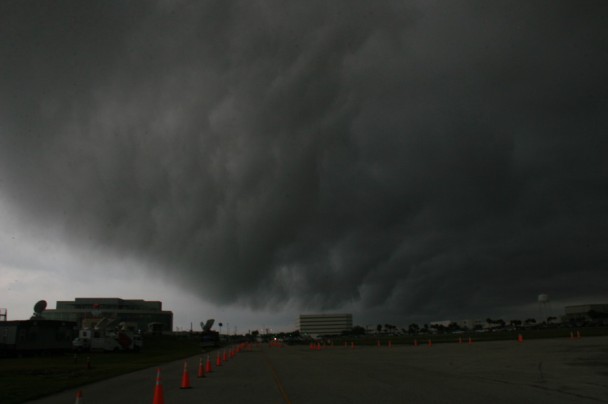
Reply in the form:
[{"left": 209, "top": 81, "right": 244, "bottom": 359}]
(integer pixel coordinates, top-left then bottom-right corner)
[{"left": 28, "top": 336, "right": 608, "bottom": 403}]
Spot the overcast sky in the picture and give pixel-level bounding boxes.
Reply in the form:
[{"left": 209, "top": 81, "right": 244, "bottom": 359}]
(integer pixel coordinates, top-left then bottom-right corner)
[{"left": 1, "top": 1, "right": 606, "bottom": 332}]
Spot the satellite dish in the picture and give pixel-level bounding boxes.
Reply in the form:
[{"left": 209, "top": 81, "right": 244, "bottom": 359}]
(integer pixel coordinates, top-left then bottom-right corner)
[
  {"left": 34, "top": 300, "right": 47, "bottom": 314},
  {"left": 537, "top": 294, "right": 549, "bottom": 303},
  {"left": 201, "top": 319, "right": 215, "bottom": 332},
  {"left": 31, "top": 300, "right": 47, "bottom": 319}
]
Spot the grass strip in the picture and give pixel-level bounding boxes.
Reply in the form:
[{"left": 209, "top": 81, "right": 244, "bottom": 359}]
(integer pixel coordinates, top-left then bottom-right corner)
[{"left": 0, "top": 334, "right": 203, "bottom": 403}]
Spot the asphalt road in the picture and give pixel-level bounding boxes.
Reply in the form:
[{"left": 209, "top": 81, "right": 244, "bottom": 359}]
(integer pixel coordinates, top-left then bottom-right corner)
[{"left": 28, "top": 336, "right": 608, "bottom": 403}]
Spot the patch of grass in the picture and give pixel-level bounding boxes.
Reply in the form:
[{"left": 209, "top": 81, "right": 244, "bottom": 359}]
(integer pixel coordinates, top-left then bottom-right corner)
[{"left": 0, "top": 334, "right": 204, "bottom": 404}]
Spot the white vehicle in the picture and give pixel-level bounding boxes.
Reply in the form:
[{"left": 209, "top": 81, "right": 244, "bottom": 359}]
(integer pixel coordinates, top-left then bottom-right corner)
[{"left": 73, "top": 318, "right": 142, "bottom": 352}]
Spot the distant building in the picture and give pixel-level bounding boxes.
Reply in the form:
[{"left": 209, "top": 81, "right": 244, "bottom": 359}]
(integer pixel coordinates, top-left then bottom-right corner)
[
  {"left": 428, "top": 319, "right": 493, "bottom": 332},
  {"left": 563, "top": 304, "right": 608, "bottom": 325},
  {"left": 457, "top": 319, "right": 489, "bottom": 330},
  {"left": 299, "top": 313, "right": 352, "bottom": 337},
  {"left": 429, "top": 320, "right": 453, "bottom": 328},
  {"left": 565, "top": 304, "right": 608, "bottom": 316},
  {"left": 43, "top": 297, "right": 173, "bottom": 332}
]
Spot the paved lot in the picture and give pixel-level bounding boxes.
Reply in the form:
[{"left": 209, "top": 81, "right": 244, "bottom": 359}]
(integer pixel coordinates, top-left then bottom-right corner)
[{"left": 28, "top": 336, "right": 608, "bottom": 403}]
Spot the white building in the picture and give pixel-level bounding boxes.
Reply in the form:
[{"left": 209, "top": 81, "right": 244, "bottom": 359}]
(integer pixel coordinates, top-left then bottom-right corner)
[{"left": 299, "top": 313, "right": 352, "bottom": 337}]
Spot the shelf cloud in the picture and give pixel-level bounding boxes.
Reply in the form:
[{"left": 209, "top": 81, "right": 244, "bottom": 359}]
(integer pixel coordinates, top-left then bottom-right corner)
[{"left": 1, "top": 1, "right": 606, "bottom": 324}]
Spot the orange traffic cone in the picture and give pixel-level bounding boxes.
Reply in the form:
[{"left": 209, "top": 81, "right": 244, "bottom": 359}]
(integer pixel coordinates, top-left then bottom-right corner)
[
  {"left": 180, "top": 361, "right": 192, "bottom": 389},
  {"left": 216, "top": 352, "right": 222, "bottom": 367},
  {"left": 414, "top": 339, "right": 418, "bottom": 347},
  {"left": 388, "top": 340, "right": 392, "bottom": 348},
  {"left": 205, "top": 354, "right": 213, "bottom": 373},
  {"left": 153, "top": 368, "right": 164, "bottom": 404},
  {"left": 197, "top": 357, "right": 205, "bottom": 378},
  {"left": 351, "top": 341, "right": 355, "bottom": 349},
  {"left": 75, "top": 390, "right": 84, "bottom": 404},
  {"left": 517, "top": 334, "right": 523, "bottom": 343},
  {"left": 223, "top": 350, "right": 228, "bottom": 362},
  {"left": 428, "top": 339, "right": 432, "bottom": 347}
]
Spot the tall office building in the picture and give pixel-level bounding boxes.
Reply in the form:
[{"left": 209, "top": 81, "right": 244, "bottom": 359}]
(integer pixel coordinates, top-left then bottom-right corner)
[{"left": 299, "top": 313, "right": 352, "bottom": 337}]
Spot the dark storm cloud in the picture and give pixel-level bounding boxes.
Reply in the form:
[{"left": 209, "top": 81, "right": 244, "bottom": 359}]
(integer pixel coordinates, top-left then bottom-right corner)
[{"left": 1, "top": 0, "right": 607, "bottom": 320}]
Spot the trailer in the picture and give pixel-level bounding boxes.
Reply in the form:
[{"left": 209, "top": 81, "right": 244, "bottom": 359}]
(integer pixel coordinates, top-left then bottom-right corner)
[{"left": 0, "top": 320, "right": 77, "bottom": 356}]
